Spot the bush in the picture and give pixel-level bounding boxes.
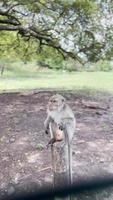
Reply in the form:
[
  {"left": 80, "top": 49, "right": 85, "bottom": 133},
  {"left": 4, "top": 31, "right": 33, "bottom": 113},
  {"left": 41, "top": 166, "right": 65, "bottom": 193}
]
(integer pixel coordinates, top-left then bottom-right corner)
[
  {"left": 97, "top": 60, "right": 113, "bottom": 71},
  {"left": 62, "top": 58, "right": 83, "bottom": 72},
  {"left": 84, "top": 60, "right": 113, "bottom": 72}
]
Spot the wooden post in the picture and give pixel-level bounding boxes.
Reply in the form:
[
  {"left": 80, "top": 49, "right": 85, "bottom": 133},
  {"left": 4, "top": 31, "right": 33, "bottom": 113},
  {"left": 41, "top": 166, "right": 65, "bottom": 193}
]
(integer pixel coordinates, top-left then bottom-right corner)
[{"left": 51, "top": 133, "right": 72, "bottom": 200}]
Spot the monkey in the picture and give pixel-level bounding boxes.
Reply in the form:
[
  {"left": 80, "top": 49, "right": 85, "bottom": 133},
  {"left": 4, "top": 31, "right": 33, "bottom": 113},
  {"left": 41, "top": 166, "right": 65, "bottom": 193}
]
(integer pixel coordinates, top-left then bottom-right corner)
[
  {"left": 44, "top": 94, "right": 76, "bottom": 183},
  {"left": 44, "top": 94, "right": 76, "bottom": 148},
  {"left": 44, "top": 94, "right": 76, "bottom": 184}
]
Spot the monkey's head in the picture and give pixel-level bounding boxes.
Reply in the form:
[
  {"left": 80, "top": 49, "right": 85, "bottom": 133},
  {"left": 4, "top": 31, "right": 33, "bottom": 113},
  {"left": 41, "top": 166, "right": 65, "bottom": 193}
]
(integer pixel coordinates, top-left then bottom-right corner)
[{"left": 48, "top": 94, "right": 66, "bottom": 112}]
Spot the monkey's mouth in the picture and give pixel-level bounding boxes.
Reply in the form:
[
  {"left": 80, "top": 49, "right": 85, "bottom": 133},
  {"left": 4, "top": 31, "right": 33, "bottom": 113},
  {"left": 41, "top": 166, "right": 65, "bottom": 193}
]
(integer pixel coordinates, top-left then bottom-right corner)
[{"left": 49, "top": 105, "right": 58, "bottom": 111}]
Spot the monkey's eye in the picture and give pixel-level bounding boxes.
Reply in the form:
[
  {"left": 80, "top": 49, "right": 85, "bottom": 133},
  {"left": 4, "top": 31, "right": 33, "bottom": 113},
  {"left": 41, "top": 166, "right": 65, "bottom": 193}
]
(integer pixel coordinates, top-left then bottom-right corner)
[
  {"left": 53, "top": 100, "right": 56, "bottom": 103},
  {"left": 50, "top": 100, "right": 56, "bottom": 103}
]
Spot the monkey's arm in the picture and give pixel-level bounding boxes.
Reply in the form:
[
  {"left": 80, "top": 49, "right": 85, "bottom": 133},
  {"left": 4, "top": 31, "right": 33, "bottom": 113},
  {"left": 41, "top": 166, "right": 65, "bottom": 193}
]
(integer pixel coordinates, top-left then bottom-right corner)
[
  {"left": 44, "top": 115, "right": 53, "bottom": 134},
  {"left": 44, "top": 116, "right": 51, "bottom": 134}
]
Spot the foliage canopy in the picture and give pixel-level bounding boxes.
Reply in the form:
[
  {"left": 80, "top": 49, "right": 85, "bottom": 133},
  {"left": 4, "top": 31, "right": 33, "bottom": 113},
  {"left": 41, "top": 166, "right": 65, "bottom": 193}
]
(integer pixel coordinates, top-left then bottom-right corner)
[{"left": 0, "top": 0, "right": 113, "bottom": 63}]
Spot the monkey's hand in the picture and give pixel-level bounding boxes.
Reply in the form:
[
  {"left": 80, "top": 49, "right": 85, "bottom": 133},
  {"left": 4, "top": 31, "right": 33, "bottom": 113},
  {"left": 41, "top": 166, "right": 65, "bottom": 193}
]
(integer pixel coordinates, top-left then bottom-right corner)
[
  {"left": 45, "top": 128, "right": 49, "bottom": 134},
  {"left": 58, "top": 122, "right": 65, "bottom": 131}
]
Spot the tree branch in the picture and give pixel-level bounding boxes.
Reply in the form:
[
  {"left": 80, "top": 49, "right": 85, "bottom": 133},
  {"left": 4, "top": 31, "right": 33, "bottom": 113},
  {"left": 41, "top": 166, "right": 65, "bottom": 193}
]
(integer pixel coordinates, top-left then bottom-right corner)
[
  {"left": 0, "top": 19, "right": 20, "bottom": 26},
  {"left": 0, "top": 0, "right": 107, "bottom": 62},
  {"left": 0, "top": 25, "right": 20, "bottom": 31}
]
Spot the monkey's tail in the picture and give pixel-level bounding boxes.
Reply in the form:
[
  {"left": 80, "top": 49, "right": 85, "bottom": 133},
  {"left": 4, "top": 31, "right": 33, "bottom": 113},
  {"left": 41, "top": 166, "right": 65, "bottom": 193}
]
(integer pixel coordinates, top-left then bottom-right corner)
[{"left": 64, "top": 125, "right": 72, "bottom": 186}]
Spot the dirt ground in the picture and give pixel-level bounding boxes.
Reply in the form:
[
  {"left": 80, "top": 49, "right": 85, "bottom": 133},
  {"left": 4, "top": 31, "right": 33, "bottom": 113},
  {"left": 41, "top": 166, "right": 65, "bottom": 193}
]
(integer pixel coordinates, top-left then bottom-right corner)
[{"left": 0, "top": 90, "right": 113, "bottom": 199}]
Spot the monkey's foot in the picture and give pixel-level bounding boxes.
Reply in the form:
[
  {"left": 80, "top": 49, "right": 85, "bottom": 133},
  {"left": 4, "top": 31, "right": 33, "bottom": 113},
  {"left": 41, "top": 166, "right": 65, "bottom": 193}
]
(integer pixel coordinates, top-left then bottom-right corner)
[
  {"left": 46, "top": 138, "right": 56, "bottom": 149},
  {"left": 46, "top": 143, "right": 54, "bottom": 149}
]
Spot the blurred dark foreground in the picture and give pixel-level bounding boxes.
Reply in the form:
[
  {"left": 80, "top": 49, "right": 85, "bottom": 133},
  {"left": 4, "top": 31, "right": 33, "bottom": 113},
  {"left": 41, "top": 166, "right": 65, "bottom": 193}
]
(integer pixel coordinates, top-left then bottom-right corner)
[{"left": 2, "top": 175, "right": 113, "bottom": 200}]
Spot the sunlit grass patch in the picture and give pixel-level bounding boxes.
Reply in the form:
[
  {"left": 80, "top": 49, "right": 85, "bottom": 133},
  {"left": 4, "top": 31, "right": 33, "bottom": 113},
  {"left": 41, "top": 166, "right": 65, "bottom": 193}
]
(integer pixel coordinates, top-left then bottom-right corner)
[{"left": 0, "top": 70, "right": 113, "bottom": 93}]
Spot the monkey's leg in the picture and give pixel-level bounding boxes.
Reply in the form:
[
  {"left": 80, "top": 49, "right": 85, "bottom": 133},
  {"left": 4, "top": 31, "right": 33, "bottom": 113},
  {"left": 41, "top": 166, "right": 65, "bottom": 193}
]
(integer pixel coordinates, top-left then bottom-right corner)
[
  {"left": 46, "top": 138, "right": 56, "bottom": 149},
  {"left": 55, "top": 128, "right": 64, "bottom": 141}
]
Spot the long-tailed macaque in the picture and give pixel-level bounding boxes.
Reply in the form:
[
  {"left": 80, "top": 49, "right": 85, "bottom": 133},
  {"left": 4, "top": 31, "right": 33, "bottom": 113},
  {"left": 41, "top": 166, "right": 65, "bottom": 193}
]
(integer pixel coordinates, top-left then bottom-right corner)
[{"left": 44, "top": 94, "right": 76, "bottom": 148}]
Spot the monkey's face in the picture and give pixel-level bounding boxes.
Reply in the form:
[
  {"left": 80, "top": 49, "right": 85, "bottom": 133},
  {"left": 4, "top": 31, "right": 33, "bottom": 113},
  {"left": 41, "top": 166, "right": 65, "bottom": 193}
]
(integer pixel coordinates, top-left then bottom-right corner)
[{"left": 48, "top": 94, "right": 65, "bottom": 112}]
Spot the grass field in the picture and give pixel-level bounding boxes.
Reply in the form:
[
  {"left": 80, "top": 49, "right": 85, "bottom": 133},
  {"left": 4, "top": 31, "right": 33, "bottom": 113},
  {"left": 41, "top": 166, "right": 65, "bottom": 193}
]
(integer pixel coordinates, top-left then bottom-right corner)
[
  {"left": 0, "top": 63, "right": 113, "bottom": 92},
  {"left": 0, "top": 63, "right": 113, "bottom": 93}
]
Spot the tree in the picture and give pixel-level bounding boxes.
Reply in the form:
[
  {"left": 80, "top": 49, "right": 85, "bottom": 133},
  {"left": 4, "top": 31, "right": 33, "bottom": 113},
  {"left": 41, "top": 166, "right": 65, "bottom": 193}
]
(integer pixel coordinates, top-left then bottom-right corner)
[{"left": 0, "top": 0, "right": 113, "bottom": 63}]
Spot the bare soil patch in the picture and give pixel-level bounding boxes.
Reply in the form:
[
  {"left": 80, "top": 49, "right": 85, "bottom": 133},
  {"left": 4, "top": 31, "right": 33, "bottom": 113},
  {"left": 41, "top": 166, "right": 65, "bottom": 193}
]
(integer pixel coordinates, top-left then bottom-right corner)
[{"left": 0, "top": 90, "right": 113, "bottom": 199}]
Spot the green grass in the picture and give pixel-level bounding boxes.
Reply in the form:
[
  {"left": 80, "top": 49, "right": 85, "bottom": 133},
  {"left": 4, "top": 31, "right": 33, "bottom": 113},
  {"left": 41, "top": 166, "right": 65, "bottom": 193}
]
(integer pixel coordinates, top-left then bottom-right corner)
[{"left": 0, "top": 70, "right": 113, "bottom": 93}]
